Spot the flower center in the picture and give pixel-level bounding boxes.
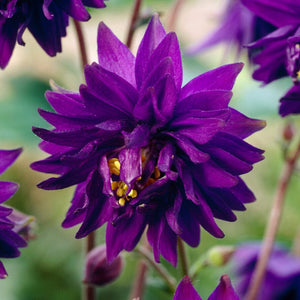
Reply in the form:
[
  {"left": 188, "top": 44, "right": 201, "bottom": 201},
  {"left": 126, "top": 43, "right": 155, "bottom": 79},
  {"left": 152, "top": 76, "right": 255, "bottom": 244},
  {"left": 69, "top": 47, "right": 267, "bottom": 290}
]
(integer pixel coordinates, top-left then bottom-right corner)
[{"left": 108, "top": 156, "right": 162, "bottom": 206}]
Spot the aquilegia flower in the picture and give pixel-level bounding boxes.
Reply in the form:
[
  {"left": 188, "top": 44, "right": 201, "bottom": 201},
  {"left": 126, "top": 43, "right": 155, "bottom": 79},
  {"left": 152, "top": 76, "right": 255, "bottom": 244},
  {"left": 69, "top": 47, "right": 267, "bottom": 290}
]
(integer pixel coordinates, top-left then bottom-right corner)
[
  {"left": 240, "top": 0, "right": 300, "bottom": 116},
  {"left": 187, "top": 0, "right": 276, "bottom": 61},
  {"left": 0, "top": 148, "right": 26, "bottom": 279},
  {"left": 32, "top": 15, "right": 265, "bottom": 266},
  {"left": 173, "top": 275, "right": 239, "bottom": 300},
  {"left": 232, "top": 243, "right": 300, "bottom": 299},
  {"left": 241, "top": 0, "right": 300, "bottom": 84},
  {"left": 0, "top": 0, "right": 107, "bottom": 69}
]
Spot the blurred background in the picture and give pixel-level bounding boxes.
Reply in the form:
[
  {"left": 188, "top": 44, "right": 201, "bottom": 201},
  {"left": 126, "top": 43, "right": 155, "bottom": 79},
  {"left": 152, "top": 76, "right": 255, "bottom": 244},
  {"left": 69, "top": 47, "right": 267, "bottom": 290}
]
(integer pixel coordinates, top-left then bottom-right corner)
[{"left": 0, "top": 0, "right": 299, "bottom": 299}]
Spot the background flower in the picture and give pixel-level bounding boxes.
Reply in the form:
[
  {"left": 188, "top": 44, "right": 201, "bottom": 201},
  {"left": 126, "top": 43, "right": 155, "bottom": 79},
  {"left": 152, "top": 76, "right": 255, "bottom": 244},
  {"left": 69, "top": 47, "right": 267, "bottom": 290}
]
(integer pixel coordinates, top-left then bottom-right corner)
[
  {"left": 0, "top": 148, "right": 26, "bottom": 279},
  {"left": 232, "top": 243, "right": 300, "bottom": 299},
  {"left": 32, "top": 15, "right": 265, "bottom": 266},
  {"left": 186, "top": 0, "right": 276, "bottom": 61},
  {"left": 0, "top": 0, "right": 107, "bottom": 69}
]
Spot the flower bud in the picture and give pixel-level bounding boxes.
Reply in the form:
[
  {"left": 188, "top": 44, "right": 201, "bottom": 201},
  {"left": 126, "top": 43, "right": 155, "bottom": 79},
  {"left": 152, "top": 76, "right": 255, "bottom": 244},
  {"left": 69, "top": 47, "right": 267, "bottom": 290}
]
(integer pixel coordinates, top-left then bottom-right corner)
[
  {"left": 207, "top": 246, "right": 235, "bottom": 267},
  {"left": 83, "top": 245, "right": 123, "bottom": 286},
  {"left": 7, "top": 207, "right": 35, "bottom": 242},
  {"left": 282, "top": 122, "right": 295, "bottom": 142}
]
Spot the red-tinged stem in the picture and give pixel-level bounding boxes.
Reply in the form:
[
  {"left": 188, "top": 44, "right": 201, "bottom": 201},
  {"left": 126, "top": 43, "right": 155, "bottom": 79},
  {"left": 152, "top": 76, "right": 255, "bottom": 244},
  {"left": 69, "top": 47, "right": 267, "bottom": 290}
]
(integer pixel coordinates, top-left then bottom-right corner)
[
  {"left": 126, "top": 0, "right": 143, "bottom": 48},
  {"left": 83, "top": 231, "right": 96, "bottom": 300},
  {"left": 245, "top": 140, "right": 300, "bottom": 300},
  {"left": 129, "top": 237, "right": 150, "bottom": 300},
  {"left": 73, "top": 18, "right": 94, "bottom": 300},
  {"left": 178, "top": 237, "right": 189, "bottom": 277},
  {"left": 73, "top": 19, "right": 88, "bottom": 72},
  {"left": 167, "top": 0, "right": 185, "bottom": 31}
]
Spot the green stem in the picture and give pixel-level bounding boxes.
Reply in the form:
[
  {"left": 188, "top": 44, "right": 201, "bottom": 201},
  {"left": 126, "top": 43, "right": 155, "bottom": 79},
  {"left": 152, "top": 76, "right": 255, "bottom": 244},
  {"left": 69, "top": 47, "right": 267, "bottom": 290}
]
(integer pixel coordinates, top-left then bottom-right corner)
[
  {"left": 245, "top": 140, "right": 300, "bottom": 300},
  {"left": 136, "top": 246, "right": 177, "bottom": 292},
  {"left": 177, "top": 237, "right": 189, "bottom": 277}
]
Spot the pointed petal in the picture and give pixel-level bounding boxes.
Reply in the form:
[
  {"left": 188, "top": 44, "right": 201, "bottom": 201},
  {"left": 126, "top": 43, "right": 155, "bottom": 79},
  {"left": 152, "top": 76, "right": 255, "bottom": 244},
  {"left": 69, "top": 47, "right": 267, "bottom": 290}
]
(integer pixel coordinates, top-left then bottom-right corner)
[
  {"left": 173, "top": 276, "right": 202, "bottom": 300},
  {"left": 97, "top": 22, "right": 136, "bottom": 87},
  {"left": 135, "top": 14, "right": 166, "bottom": 90}
]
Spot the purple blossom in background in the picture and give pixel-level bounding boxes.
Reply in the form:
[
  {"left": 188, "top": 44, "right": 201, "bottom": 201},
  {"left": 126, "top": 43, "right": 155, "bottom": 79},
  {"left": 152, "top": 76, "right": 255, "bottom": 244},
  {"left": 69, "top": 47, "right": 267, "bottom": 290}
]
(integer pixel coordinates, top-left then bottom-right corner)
[
  {"left": 241, "top": 0, "right": 300, "bottom": 83},
  {"left": 173, "top": 275, "right": 239, "bottom": 300},
  {"left": 187, "top": 0, "right": 276, "bottom": 61},
  {"left": 0, "top": 148, "right": 26, "bottom": 279},
  {"left": 232, "top": 243, "right": 300, "bottom": 299},
  {"left": 32, "top": 15, "right": 265, "bottom": 266},
  {"left": 0, "top": 0, "right": 107, "bottom": 69},
  {"left": 240, "top": 0, "right": 300, "bottom": 117}
]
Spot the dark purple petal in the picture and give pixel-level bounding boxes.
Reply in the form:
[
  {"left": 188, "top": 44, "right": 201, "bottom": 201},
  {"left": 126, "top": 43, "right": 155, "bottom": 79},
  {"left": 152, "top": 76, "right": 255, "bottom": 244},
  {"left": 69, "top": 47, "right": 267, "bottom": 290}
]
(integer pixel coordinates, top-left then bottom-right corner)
[
  {"left": 279, "top": 84, "right": 300, "bottom": 116},
  {"left": 62, "top": 182, "right": 87, "bottom": 228},
  {"left": 54, "top": 0, "right": 90, "bottom": 21},
  {"left": 82, "top": 0, "right": 106, "bottom": 8},
  {"left": 106, "top": 212, "right": 147, "bottom": 262},
  {"left": 173, "top": 276, "right": 202, "bottom": 300},
  {"left": 0, "top": 148, "right": 22, "bottom": 175},
  {"left": 180, "top": 63, "right": 243, "bottom": 99},
  {"left": 148, "top": 32, "right": 182, "bottom": 91},
  {"left": 241, "top": 0, "right": 300, "bottom": 27},
  {"left": 97, "top": 22, "right": 136, "bottom": 87},
  {"left": 135, "top": 14, "right": 166, "bottom": 90},
  {"left": 208, "top": 274, "right": 240, "bottom": 300},
  {"left": 119, "top": 148, "right": 142, "bottom": 187},
  {"left": 222, "top": 109, "right": 266, "bottom": 139},
  {"left": 0, "top": 17, "right": 19, "bottom": 69},
  {"left": 0, "top": 182, "right": 19, "bottom": 204}
]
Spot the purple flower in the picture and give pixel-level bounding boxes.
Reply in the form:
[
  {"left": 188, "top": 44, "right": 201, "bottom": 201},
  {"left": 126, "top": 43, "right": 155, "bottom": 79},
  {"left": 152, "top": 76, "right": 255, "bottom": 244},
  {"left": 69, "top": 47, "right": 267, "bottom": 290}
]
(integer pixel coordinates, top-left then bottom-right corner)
[
  {"left": 173, "top": 275, "right": 239, "bottom": 300},
  {"left": 241, "top": 0, "right": 300, "bottom": 84},
  {"left": 0, "top": 148, "right": 26, "bottom": 279},
  {"left": 232, "top": 243, "right": 300, "bottom": 299},
  {"left": 187, "top": 0, "right": 276, "bottom": 61},
  {"left": 279, "top": 84, "right": 300, "bottom": 116},
  {"left": 0, "top": 0, "right": 107, "bottom": 69},
  {"left": 32, "top": 15, "right": 265, "bottom": 266}
]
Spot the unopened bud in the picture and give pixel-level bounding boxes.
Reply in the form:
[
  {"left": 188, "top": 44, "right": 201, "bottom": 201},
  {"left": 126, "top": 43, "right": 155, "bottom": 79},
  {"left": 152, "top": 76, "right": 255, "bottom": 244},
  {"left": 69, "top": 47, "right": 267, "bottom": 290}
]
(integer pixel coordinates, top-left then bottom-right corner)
[
  {"left": 282, "top": 122, "right": 295, "bottom": 142},
  {"left": 83, "top": 245, "right": 123, "bottom": 286},
  {"left": 207, "top": 246, "right": 235, "bottom": 267},
  {"left": 7, "top": 207, "right": 35, "bottom": 241}
]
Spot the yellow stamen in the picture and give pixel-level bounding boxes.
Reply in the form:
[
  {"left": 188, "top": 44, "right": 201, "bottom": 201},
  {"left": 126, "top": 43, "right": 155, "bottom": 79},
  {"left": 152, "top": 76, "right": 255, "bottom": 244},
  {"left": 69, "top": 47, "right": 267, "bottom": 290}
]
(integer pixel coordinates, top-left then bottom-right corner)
[
  {"left": 111, "top": 181, "right": 119, "bottom": 190},
  {"left": 118, "top": 198, "right": 126, "bottom": 206},
  {"left": 108, "top": 158, "right": 120, "bottom": 175},
  {"left": 154, "top": 167, "right": 160, "bottom": 179},
  {"left": 128, "top": 189, "right": 138, "bottom": 198},
  {"left": 146, "top": 178, "right": 156, "bottom": 186}
]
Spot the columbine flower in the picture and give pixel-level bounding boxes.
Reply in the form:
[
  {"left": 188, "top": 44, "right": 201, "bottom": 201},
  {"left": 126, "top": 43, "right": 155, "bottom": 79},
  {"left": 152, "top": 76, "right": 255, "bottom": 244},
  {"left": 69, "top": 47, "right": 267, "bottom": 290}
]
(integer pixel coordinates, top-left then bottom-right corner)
[
  {"left": 0, "top": 148, "right": 26, "bottom": 279},
  {"left": 232, "top": 243, "right": 300, "bottom": 299},
  {"left": 186, "top": 0, "right": 276, "bottom": 61},
  {"left": 32, "top": 15, "right": 265, "bottom": 266},
  {"left": 241, "top": 0, "right": 300, "bottom": 84},
  {"left": 0, "top": 0, "right": 107, "bottom": 69},
  {"left": 173, "top": 275, "right": 239, "bottom": 300}
]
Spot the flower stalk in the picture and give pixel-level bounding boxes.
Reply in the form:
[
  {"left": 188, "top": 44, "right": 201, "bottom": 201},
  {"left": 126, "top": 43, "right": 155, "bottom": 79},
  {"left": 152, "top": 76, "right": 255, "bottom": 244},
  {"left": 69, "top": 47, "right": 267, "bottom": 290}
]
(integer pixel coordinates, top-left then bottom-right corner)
[
  {"left": 126, "top": 0, "right": 143, "bottom": 48},
  {"left": 136, "top": 246, "right": 177, "bottom": 292},
  {"left": 73, "top": 18, "right": 88, "bottom": 71},
  {"left": 245, "top": 139, "right": 300, "bottom": 300},
  {"left": 177, "top": 237, "right": 189, "bottom": 277}
]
